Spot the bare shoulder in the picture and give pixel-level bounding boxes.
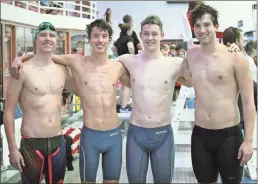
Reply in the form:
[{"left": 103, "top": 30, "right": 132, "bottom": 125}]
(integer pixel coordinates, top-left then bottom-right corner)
[
  {"left": 116, "top": 54, "right": 135, "bottom": 64},
  {"left": 231, "top": 52, "right": 249, "bottom": 70},
  {"left": 187, "top": 44, "right": 201, "bottom": 53}
]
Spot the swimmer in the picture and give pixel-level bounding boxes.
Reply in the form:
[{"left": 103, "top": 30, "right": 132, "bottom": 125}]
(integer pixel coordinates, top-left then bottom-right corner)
[
  {"left": 4, "top": 22, "right": 76, "bottom": 184},
  {"left": 187, "top": 4, "right": 255, "bottom": 184},
  {"left": 11, "top": 19, "right": 130, "bottom": 183},
  {"left": 117, "top": 15, "right": 241, "bottom": 183}
]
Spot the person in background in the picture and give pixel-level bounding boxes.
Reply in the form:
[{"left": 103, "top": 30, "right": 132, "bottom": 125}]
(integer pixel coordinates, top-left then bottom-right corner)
[
  {"left": 104, "top": 8, "right": 111, "bottom": 24},
  {"left": 114, "top": 23, "right": 134, "bottom": 113},
  {"left": 160, "top": 44, "right": 170, "bottom": 57},
  {"left": 175, "top": 44, "right": 185, "bottom": 58},
  {"left": 169, "top": 44, "right": 176, "bottom": 57}
]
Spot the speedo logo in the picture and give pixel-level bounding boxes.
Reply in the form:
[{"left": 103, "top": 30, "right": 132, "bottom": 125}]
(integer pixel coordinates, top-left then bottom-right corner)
[
  {"left": 110, "top": 132, "right": 119, "bottom": 136},
  {"left": 156, "top": 130, "right": 167, "bottom": 135}
]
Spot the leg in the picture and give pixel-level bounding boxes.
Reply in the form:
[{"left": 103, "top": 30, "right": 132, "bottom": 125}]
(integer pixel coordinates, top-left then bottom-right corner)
[
  {"left": 126, "top": 132, "right": 149, "bottom": 183},
  {"left": 120, "top": 84, "right": 131, "bottom": 108},
  {"left": 45, "top": 139, "right": 67, "bottom": 184},
  {"left": 79, "top": 130, "right": 100, "bottom": 183},
  {"left": 150, "top": 131, "right": 175, "bottom": 183},
  {"left": 191, "top": 134, "right": 219, "bottom": 183},
  {"left": 20, "top": 140, "right": 45, "bottom": 184},
  {"left": 102, "top": 134, "right": 122, "bottom": 183},
  {"left": 218, "top": 135, "right": 243, "bottom": 184}
]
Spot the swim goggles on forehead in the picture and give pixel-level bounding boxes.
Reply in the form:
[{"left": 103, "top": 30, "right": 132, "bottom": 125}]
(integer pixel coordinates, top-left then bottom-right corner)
[
  {"left": 34, "top": 22, "right": 56, "bottom": 40},
  {"left": 38, "top": 22, "right": 56, "bottom": 31}
]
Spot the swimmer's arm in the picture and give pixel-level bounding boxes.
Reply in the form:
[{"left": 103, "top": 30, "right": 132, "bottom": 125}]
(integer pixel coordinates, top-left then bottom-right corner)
[
  {"left": 177, "top": 58, "right": 192, "bottom": 87},
  {"left": 234, "top": 54, "right": 256, "bottom": 142},
  {"left": 51, "top": 54, "right": 79, "bottom": 69},
  {"left": 3, "top": 75, "right": 24, "bottom": 153},
  {"left": 119, "top": 65, "right": 131, "bottom": 88},
  {"left": 64, "top": 67, "right": 79, "bottom": 96},
  {"left": 19, "top": 54, "right": 78, "bottom": 68}
]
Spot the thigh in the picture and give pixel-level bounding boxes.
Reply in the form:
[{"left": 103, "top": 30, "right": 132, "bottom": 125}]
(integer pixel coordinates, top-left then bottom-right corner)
[
  {"left": 45, "top": 140, "right": 67, "bottom": 184},
  {"left": 126, "top": 132, "right": 149, "bottom": 184},
  {"left": 218, "top": 135, "right": 243, "bottom": 184},
  {"left": 150, "top": 132, "right": 175, "bottom": 183},
  {"left": 191, "top": 134, "right": 218, "bottom": 183},
  {"left": 20, "top": 141, "right": 44, "bottom": 184},
  {"left": 79, "top": 134, "right": 100, "bottom": 182},
  {"left": 21, "top": 147, "right": 44, "bottom": 184},
  {"left": 102, "top": 134, "right": 122, "bottom": 181}
]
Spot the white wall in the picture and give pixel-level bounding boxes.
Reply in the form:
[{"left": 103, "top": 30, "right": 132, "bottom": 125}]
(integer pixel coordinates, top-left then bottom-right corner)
[
  {"left": 97, "top": 1, "right": 256, "bottom": 39},
  {"left": 204, "top": 1, "right": 256, "bottom": 32},
  {"left": 1, "top": 3, "right": 92, "bottom": 30}
]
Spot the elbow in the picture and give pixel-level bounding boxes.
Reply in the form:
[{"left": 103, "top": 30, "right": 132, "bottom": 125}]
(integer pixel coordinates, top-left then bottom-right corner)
[{"left": 128, "top": 48, "right": 134, "bottom": 54}]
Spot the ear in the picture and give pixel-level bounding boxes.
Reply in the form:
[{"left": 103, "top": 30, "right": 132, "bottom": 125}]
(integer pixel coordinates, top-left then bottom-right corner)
[
  {"left": 161, "top": 33, "right": 164, "bottom": 39},
  {"left": 215, "top": 24, "right": 219, "bottom": 30}
]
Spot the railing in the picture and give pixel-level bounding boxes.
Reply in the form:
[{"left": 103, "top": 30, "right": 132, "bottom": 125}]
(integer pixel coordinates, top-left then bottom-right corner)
[{"left": 2, "top": 1, "right": 97, "bottom": 20}]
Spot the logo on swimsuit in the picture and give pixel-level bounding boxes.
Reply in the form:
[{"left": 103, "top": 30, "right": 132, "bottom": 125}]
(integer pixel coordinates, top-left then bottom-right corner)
[
  {"left": 156, "top": 130, "right": 167, "bottom": 135},
  {"left": 228, "top": 176, "right": 236, "bottom": 180},
  {"left": 110, "top": 132, "right": 119, "bottom": 136}
]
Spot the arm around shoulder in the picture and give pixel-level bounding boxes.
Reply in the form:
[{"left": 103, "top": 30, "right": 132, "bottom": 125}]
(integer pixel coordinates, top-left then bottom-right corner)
[{"left": 52, "top": 54, "right": 80, "bottom": 68}]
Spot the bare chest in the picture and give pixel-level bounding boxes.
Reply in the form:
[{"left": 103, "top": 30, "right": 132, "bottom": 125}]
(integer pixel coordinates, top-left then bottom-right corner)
[
  {"left": 77, "top": 67, "right": 120, "bottom": 94},
  {"left": 130, "top": 63, "right": 176, "bottom": 91},
  {"left": 24, "top": 68, "right": 66, "bottom": 95},
  {"left": 190, "top": 55, "right": 234, "bottom": 85}
]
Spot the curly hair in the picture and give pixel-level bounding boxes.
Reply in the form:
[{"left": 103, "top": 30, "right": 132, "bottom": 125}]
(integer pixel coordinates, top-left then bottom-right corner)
[
  {"left": 190, "top": 3, "right": 219, "bottom": 26},
  {"left": 86, "top": 19, "right": 113, "bottom": 41},
  {"left": 141, "top": 15, "right": 163, "bottom": 32}
]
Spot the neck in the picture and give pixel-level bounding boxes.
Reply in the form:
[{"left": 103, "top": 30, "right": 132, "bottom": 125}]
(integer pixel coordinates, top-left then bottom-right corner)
[
  {"left": 142, "top": 49, "right": 163, "bottom": 61},
  {"left": 33, "top": 51, "right": 53, "bottom": 66},
  {"left": 201, "top": 39, "right": 220, "bottom": 54},
  {"left": 90, "top": 51, "right": 108, "bottom": 65}
]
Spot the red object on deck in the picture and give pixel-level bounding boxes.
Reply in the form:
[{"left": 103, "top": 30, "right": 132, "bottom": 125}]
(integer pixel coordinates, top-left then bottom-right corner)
[{"left": 63, "top": 127, "right": 82, "bottom": 155}]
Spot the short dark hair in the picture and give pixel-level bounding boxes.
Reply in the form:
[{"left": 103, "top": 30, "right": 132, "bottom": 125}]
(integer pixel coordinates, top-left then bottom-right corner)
[
  {"left": 175, "top": 44, "right": 184, "bottom": 51},
  {"left": 86, "top": 19, "right": 113, "bottom": 40},
  {"left": 123, "top": 15, "right": 132, "bottom": 23},
  {"left": 223, "top": 27, "right": 242, "bottom": 45},
  {"left": 141, "top": 15, "right": 163, "bottom": 32},
  {"left": 191, "top": 3, "right": 219, "bottom": 26}
]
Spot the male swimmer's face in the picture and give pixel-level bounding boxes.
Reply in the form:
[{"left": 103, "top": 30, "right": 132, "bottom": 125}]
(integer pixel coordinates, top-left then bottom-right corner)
[
  {"left": 140, "top": 24, "right": 164, "bottom": 51},
  {"left": 89, "top": 26, "right": 110, "bottom": 53},
  {"left": 193, "top": 14, "right": 218, "bottom": 46},
  {"left": 36, "top": 30, "right": 57, "bottom": 53}
]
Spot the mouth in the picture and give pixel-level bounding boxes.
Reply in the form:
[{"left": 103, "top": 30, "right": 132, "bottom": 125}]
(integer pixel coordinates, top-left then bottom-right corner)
[
  {"left": 146, "top": 42, "right": 155, "bottom": 46},
  {"left": 199, "top": 34, "right": 208, "bottom": 38},
  {"left": 43, "top": 43, "right": 52, "bottom": 47},
  {"left": 96, "top": 45, "right": 104, "bottom": 49}
]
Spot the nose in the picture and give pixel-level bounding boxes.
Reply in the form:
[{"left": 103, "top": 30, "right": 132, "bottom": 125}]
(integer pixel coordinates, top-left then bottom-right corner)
[
  {"left": 147, "top": 34, "right": 153, "bottom": 40},
  {"left": 199, "top": 25, "right": 206, "bottom": 34},
  {"left": 44, "top": 34, "right": 51, "bottom": 41},
  {"left": 97, "top": 36, "right": 104, "bottom": 42}
]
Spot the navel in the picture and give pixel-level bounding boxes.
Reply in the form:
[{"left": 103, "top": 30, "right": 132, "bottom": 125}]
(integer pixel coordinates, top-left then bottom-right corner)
[
  {"left": 164, "top": 80, "right": 168, "bottom": 84},
  {"left": 34, "top": 88, "right": 38, "bottom": 90},
  {"left": 132, "top": 78, "right": 135, "bottom": 82},
  {"left": 112, "top": 84, "right": 115, "bottom": 87},
  {"left": 218, "top": 75, "right": 223, "bottom": 79},
  {"left": 61, "top": 85, "right": 64, "bottom": 88},
  {"left": 85, "top": 81, "right": 88, "bottom": 85}
]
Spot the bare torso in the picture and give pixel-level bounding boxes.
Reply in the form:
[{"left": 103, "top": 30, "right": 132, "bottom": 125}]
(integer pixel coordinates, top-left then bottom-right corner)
[
  {"left": 71, "top": 57, "right": 124, "bottom": 130},
  {"left": 187, "top": 45, "right": 240, "bottom": 129},
  {"left": 20, "top": 60, "right": 67, "bottom": 137},
  {"left": 122, "top": 54, "right": 183, "bottom": 128}
]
